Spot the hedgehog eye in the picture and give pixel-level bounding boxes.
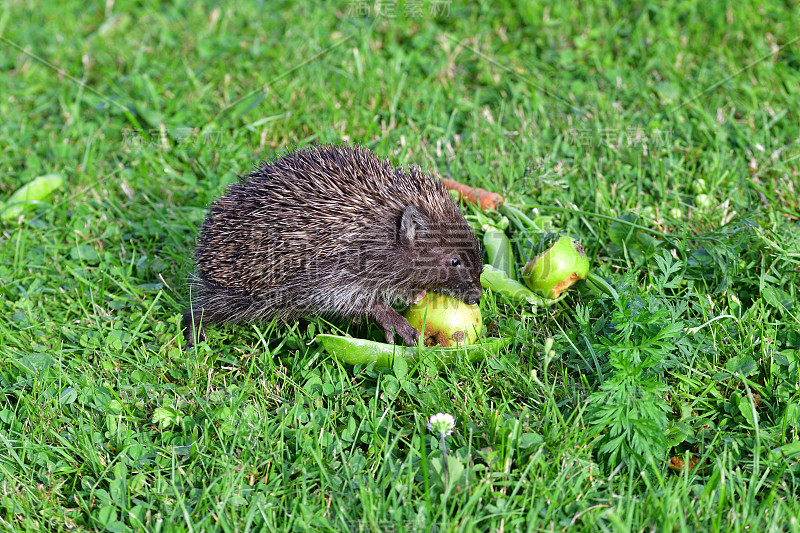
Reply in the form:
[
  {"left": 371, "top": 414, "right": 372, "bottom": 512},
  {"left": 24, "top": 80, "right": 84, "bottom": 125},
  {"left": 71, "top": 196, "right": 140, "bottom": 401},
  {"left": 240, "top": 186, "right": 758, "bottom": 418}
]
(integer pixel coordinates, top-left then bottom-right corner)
[{"left": 450, "top": 257, "right": 461, "bottom": 267}]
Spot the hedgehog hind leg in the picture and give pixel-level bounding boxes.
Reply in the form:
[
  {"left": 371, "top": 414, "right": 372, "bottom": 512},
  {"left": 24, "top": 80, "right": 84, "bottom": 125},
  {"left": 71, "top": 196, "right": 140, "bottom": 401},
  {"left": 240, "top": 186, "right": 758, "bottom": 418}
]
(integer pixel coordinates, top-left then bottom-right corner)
[
  {"left": 182, "top": 306, "right": 209, "bottom": 349},
  {"left": 183, "top": 280, "right": 256, "bottom": 350}
]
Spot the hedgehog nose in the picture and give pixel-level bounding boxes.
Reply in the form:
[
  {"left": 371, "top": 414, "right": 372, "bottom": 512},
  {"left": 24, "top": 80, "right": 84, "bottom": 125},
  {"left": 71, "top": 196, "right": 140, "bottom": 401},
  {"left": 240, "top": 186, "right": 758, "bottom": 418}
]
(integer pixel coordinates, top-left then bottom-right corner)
[{"left": 466, "top": 295, "right": 480, "bottom": 305}]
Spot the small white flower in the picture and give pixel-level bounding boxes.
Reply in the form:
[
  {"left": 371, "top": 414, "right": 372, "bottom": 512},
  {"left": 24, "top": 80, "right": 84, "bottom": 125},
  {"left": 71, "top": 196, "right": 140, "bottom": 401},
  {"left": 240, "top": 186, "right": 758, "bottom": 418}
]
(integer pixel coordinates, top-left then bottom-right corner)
[{"left": 427, "top": 412, "right": 455, "bottom": 437}]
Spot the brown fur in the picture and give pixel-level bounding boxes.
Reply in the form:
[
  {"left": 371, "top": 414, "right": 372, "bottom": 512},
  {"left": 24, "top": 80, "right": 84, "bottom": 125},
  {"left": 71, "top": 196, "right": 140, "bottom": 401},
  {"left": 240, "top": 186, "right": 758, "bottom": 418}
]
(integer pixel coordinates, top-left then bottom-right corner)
[{"left": 184, "top": 145, "right": 483, "bottom": 347}]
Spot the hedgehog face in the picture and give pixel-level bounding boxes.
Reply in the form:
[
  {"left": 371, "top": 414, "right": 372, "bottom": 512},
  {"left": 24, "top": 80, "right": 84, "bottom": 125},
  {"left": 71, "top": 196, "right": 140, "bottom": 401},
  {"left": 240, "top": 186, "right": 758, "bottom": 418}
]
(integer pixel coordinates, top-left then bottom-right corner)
[
  {"left": 398, "top": 205, "right": 484, "bottom": 305},
  {"left": 434, "top": 235, "right": 484, "bottom": 305},
  {"left": 405, "top": 226, "right": 483, "bottom": 305}
]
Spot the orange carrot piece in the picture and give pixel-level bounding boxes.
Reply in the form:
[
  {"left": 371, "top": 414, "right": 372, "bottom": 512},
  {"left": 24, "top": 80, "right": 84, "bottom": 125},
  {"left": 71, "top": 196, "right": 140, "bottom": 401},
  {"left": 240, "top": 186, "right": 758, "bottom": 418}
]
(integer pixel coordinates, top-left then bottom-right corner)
[{"left": 441, "top": 178, "right": 504, "bottom": 210}]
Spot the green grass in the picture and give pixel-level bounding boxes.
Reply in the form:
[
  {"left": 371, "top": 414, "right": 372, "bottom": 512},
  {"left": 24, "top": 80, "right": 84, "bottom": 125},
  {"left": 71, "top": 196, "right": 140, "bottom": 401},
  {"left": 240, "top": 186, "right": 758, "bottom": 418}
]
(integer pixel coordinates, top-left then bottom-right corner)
[{"left": 1, "top": 0, "right": 800, "bottom": 530}]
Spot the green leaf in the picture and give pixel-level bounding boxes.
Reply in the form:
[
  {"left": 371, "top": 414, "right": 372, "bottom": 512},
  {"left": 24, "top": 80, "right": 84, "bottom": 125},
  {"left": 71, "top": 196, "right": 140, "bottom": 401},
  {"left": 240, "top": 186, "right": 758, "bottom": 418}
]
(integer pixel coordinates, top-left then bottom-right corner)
[
  {"left": 59, "top": 387, "right": 78, "bottom": 405},
  {"left": 726, "top": 354, "right": 758, "bottom": 377},
  {"left": 1, "top": 174, "right": 64, "bottom": 221},
  {"left": 392, "top": 355, "right": 408, "bottom": 379},
  {"left": 783, "top": 403, "right": 800, "bottom": 429},
  {"left": 736, "top": 395, "right": 758, "bottom": 427},
  {"left": 762, "top": 286, "right": 794, "bottom": 311},
  {"left": 666, "top": 422, "right": 693, "bottom": 447},
  {"left": 652, "top": 249, "right": 683, "bottom": 290},
  {"left": 152, "top": 406, "right": 181, "bottom": 429},
  {"left": 96, "top": 505, "right": 117, "bottom": 526},
  {"left": 0, "top": 410, "right": 14, "bottom": 424},
  {"left": 70, "top": 244, "right": 101, "bottom": 263}
]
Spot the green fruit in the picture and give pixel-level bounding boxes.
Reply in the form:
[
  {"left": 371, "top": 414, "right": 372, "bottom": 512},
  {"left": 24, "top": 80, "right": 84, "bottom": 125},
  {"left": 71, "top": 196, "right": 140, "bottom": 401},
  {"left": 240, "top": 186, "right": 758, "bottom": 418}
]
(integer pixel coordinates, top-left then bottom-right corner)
[
  {"left": 483, "top": 224, "right": 517, "bottom": 280},
  {"left": 316, "top": 334, "right": 509, "bottom": 369},
  {"left": 522, "top": 236, "right": 590, "bottom": 299},
  {"left": 404, "top": 292, "right": 482, "bottom": 347}
]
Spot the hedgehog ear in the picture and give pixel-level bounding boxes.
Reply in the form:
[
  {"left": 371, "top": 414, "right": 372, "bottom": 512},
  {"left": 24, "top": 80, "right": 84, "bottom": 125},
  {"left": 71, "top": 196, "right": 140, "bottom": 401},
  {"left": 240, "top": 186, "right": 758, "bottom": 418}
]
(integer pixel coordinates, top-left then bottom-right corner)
[{"left": 399, "top": 205, "right": 422, "bottom": 247}]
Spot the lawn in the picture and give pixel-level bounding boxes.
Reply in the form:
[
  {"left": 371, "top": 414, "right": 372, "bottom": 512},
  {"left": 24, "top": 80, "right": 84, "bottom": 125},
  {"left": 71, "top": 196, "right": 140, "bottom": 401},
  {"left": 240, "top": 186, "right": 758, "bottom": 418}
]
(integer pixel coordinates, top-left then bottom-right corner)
[{"left": 1, "top": 0, "right": 799, "bottom": 531}]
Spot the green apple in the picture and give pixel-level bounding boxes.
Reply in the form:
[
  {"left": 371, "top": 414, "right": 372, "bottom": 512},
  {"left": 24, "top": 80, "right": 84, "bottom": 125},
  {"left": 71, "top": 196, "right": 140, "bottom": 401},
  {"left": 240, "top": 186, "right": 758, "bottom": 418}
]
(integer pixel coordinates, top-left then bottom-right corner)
[
  {"left": 404, "top": 292, "right": 482, "bottom": 347},
  {"left": 522, "top": 236, "right": 590, "bottom": 299}
]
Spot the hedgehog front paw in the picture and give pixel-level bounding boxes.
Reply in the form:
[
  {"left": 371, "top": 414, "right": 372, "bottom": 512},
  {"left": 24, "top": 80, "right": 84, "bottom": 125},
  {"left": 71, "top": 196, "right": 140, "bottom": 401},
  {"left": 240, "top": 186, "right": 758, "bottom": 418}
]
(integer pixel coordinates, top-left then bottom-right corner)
[
  {"left": 382, "top": 323, "right": 419, "bottom": 347},
  {"left": 396, "top": 324, "right": 420, "bottom": 347},
  {"left": 369, "top": 303, "right": 417, "bottom": 346}
]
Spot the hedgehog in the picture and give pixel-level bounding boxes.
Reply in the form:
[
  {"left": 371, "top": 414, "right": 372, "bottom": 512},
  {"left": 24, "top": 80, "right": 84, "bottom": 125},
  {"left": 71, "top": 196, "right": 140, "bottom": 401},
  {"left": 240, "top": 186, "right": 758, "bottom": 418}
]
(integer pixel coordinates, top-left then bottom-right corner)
[{"left": 184, "top": 145, "right": 483, "bottom": 348}]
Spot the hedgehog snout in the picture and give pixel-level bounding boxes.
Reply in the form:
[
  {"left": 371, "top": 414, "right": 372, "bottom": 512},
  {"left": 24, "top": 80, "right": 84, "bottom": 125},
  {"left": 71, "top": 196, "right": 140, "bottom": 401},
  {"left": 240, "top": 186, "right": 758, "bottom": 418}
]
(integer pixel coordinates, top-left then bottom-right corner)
[
  {"left": 469, "top": 271, "right": 484, "bottom": 305},
  {"left": 456, "top": 278, "right": 482, "bottom": 306},
  {"left": 464, "top": 286, "right": 482, "bottom": 306}
]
